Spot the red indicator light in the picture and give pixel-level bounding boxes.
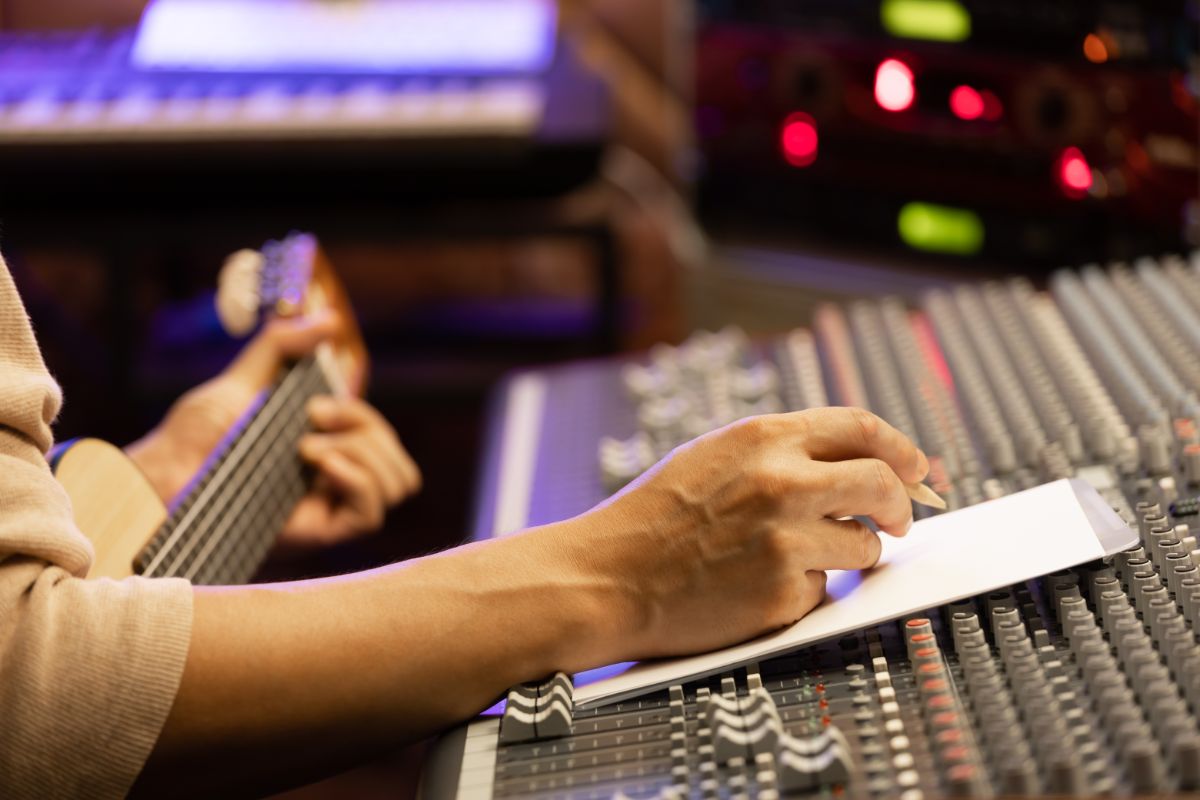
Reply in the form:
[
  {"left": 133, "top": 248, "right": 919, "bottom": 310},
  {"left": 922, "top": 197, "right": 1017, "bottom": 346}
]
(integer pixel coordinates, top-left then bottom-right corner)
[
  {"left": 780, "top": 111, "right": 819, "bottom": 167},
  {"left": 1056, "top": 146, "right": 1093, "bottom": 196},
  {"left": 949, "top": 85, "right": 984, "bottom": 120},
  {"left": 874, "top": 59, "right": 915, "bottom": 112},
  {"left": 980, "top": 89, "right": 1003, "bottom": 121}
]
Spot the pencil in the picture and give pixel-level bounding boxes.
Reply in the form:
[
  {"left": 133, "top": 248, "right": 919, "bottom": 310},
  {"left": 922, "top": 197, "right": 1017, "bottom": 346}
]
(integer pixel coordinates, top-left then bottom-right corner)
[{"left": 906, "top": 482, "right": 947, "bottom": 511}]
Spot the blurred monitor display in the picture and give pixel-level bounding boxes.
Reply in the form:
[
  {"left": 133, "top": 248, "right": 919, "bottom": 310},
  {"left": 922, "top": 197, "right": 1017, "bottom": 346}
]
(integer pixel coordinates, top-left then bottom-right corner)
[{"left": 132, "top": 0, "right": 558, "bottom": 74}]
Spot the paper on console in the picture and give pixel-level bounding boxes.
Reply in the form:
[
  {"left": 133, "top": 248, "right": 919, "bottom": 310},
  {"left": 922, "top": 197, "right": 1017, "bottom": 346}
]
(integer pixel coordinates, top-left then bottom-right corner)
[{"left": 573, "top": 478, "right": 1137, "bottom": 709}]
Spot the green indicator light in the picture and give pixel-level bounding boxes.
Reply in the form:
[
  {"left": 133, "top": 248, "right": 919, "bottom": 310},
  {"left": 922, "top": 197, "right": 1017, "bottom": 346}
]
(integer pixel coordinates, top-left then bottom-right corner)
[
  {"left": 880, "top": 0, "right": 971, "bottom": 42},
  {"left": 897, "top": 202, "right": 984, "bottom": 255}
]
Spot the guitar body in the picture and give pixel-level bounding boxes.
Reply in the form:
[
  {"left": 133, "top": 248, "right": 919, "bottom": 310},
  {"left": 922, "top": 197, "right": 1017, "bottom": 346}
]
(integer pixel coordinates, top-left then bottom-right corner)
[{"left": 52, "top": 438, "right": 167, "bottom": 580}]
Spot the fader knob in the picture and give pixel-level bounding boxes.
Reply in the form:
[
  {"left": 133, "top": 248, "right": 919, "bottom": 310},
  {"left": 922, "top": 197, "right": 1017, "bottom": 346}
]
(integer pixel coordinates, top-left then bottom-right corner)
[
  {"left": 998, "top": 758, "right": 1038, "bottom": 796},
  {"left": 1046, "top": 756, "right": 1087, "bottom": 796},
  {"left": 1174, "top": 736, "right": 1200, "bottom": 790},
  {"left": 1140, "top": 426, "right": 1173, "bottom": 475},
  {"left": 1127, "top": 743, "right": 1166, "bottom": 792},
  {"left": 945, "top": 763, "right": 983, "bottom": 797},
  {"left": 1185, "top": 444, "right": 1200, "bottom": 486}
]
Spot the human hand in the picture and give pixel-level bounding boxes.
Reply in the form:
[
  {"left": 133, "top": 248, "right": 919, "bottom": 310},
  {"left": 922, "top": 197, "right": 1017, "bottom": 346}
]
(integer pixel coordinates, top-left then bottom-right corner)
[
  {"left": 127, "top": 314, "right": 420, "bottom": 547},
  {"left": 285, "top": 394, "right": 421, "bottom": 545},
  {"left": 554, "top": 407, "right": 928, "bottom": 663}
]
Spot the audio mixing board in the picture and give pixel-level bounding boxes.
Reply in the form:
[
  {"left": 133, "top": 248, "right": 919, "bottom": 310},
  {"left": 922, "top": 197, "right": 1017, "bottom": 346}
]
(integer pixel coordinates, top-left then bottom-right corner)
[{"left": 423, "top": 254, "right": 1200, "bottom": 799}]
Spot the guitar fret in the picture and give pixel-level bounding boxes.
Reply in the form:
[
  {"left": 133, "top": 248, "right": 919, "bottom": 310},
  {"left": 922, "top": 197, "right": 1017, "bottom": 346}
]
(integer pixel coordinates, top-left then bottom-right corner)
[
  {"left": 142, "top": 356, "right": 328, "bottom": 580},
  {"left": 160, "top": 385, "right": 301, "bottom": 578},
  {"left": 172, "top": 359, "right": 324, "bottom": 585},
  {"left": 142, "top": 362, "right": 310, "bottom": 577},
  {"left": 135, "top": 393, "right": 269, "bottom": 574},
  {"left": 206, "top": 470, "right": 303, "bottom": 584},
  {"left": 180, "top": 362, "right": 325, "bottom": 582},
  {"left": 198, "top": 444, "right": 301, "bottom": 584},
  {"left": 198, "top": 363, "right": 327, "bottom": 582}
]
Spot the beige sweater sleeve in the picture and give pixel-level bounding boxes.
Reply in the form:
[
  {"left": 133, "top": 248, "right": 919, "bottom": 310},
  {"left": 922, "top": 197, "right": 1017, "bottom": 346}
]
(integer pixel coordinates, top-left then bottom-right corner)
[{"left": 0, "top": 256, "right": 193, "bottom": 798}]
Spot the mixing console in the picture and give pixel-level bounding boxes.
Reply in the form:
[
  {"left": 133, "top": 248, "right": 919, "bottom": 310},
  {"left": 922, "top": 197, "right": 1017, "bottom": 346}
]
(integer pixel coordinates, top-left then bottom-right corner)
[{"left": 423, "top": 253, "right": 1200, "bottom": 799}]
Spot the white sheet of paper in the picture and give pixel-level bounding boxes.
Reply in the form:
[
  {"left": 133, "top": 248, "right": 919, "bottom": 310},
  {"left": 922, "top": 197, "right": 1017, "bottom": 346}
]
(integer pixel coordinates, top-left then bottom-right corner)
[{"left": 574, "top": 478, "right": 1136, "bottom": 709}]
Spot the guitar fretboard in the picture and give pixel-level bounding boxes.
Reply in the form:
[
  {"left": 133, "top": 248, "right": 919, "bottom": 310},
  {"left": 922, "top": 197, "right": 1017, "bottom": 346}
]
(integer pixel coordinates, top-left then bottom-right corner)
[{"left": 136, "top": 356, "right": 330, "bottom": 584}]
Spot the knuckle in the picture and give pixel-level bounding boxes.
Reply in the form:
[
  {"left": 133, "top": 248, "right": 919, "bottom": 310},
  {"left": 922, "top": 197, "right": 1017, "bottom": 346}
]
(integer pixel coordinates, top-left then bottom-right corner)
[
  {"left": 789, "top": 410, "right": 814, "bottom": 441},
  {"left": 850, "top": 407, "right": 879, "bottom": 445},
  {"left": 870, "top": 459, "right": 898, "bottom": 503},
  {"left": 749, "top": 463, "right": 795, "bottom": 508},
  {"left": 737, "top": 414, "right": 775, "bottom": 443}
]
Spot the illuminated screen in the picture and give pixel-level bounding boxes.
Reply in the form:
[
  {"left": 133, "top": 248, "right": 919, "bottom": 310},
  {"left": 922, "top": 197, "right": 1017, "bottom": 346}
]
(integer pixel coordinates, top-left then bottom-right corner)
[{"left": 132, "top": 0, "right": 558, "bottom": 74}]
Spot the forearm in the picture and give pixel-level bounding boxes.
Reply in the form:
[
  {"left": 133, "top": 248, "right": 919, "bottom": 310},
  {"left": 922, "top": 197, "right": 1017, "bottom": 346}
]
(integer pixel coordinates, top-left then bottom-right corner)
[{"left": 135, "top": 516, "right": 628, "bottom": 798}]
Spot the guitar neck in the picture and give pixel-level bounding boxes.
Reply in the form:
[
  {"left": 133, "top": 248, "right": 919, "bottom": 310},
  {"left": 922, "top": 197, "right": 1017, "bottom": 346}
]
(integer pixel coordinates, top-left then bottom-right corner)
[{"left": 136, "top": 355, "right": 331, "bottom": 584}]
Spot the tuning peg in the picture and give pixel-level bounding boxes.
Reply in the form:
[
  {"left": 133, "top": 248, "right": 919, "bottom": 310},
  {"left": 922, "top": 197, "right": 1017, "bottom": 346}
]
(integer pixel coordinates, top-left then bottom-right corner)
[{"left": 216, "top": 248, "right": 265, "bottom": 337}]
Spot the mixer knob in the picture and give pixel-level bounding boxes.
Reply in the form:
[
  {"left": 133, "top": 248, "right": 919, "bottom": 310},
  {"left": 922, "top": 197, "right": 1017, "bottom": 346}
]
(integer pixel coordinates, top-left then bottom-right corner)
[
  {"left": 731, "top": 362, "right": 779, "bottom": 403},
  {"left": 945, "top": 763, "right": 984, "bottom": 797},
  {"left": 622, "top": 358, "right": 678, "bottom": 399},
  {"left": 1088, "top": 418, "right": 1117, "bottom": 460},
  {"left": 1159, "top": 476, "right": 1179, "bottom": 505},
  {"left": 1184, "top": 444, "right": 1200, "bottom": 486},
  {"left": 985, "top": 435, "right": 1018, "bottom": 474},
  {"left": 1126, "top": 742, "right": 1166, "bottom": 792},
  {"left": 1173, "top": 736, "right": 1200, "bottom": 790},
  {"left": 1140, "top": 425, "right": 1173, "bottom": 475},
  {"left": 638, "top": 395, "right": 690, "bottom": 433},
  {"left": 998, "top": 757, "right": 1039, "bottom": 795},
  {"left": 1059, "top": 422, "right": 1085, "bottom": 463}
]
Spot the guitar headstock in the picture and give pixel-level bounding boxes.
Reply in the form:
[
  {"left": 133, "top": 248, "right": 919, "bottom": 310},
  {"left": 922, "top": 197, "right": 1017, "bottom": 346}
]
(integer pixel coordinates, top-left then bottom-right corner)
[{"left": 216, "top": 232, "right": 369, "bottom": 394}]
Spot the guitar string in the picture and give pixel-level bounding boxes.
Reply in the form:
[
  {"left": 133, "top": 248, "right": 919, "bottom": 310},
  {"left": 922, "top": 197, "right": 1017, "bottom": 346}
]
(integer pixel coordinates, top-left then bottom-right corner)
[
  {"left": 202, "top": 454, "right": 308, "bottom": 584},
  {"left": 227, "top": 441, "right": 309, "bottom": 582},
  {"left": 189, "top": 338, "right": 344, "bottom": 580},
  {"left": 166, "top": 360, "right": 323, "bottom": 580},
  {"left": 202, "top": 472, "right": 298, "bottom": 584},
  {"left": 142, "top": 359, "right": 315, "bottom": 578},
  {"left": 145, "top": 364, "right": 310, "bottom": 578},
  {"left": 180, "top": 365, "right": 324, "bottom": 581},
  {"left": 203, "top": 363, "right": 327, "bottom": 583}
]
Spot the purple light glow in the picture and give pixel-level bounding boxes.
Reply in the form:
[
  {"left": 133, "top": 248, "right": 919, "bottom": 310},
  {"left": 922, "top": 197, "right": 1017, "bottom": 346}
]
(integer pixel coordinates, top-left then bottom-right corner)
[
  {"left": 133, "top": 0, "right": 558, "bottom": 74},
  {"left": 573, "top": 661, "right": 638, "bottom": 687},
  {"left": 825, "top": 568, "right": 866, "bottom": 603}
]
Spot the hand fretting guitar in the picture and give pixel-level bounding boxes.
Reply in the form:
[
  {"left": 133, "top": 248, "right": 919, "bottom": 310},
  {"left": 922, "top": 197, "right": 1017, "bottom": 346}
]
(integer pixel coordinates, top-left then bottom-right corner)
[{"left": 51, "top": 233, "right": 367, "bottom": 583}]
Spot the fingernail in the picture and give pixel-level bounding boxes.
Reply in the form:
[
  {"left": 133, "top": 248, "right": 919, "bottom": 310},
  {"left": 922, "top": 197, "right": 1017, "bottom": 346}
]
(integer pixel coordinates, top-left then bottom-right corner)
[
  {"left": 917, "top": 448, "right": 930, "bottom": 475},
  {"left": 903, "top": 517, "right": 914, "bottom": 535}
]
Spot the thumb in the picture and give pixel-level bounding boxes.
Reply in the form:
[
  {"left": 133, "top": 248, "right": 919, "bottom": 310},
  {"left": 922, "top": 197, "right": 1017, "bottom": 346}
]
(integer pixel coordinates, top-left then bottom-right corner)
[{"left": 226, "top": 310, "right": 339, "bottom": 386}]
